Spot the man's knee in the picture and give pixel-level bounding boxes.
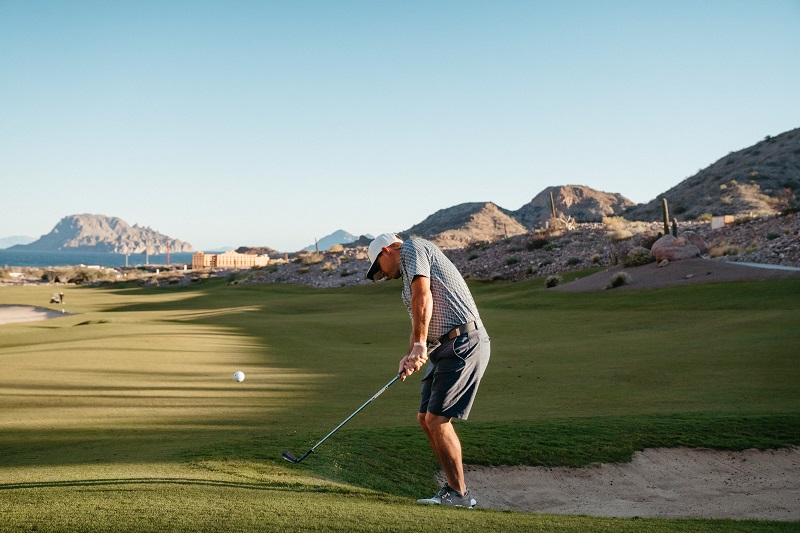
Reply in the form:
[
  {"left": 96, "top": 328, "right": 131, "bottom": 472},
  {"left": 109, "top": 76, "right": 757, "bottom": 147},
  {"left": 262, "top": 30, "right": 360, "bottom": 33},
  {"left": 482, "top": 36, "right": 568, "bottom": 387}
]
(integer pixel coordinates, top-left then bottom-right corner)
[{"left": 423, "top": 411, "right": 451, "bottom": 429}]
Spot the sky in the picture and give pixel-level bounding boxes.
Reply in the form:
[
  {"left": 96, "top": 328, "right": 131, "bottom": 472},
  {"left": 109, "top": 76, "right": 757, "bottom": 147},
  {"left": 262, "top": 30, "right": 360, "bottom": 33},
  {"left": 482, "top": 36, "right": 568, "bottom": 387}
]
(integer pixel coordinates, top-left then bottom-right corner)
[{"left": 1, "top": 1, "right": 799, "bottom": 252}]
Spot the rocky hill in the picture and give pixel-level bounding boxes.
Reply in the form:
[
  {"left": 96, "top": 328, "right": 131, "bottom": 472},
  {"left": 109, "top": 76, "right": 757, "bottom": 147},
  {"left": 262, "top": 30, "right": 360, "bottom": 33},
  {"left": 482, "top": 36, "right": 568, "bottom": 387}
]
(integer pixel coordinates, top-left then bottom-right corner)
[
  {"left": 512, "top": 185, "right": 635, "bottom": 227},
  {"left": 13, "top": 214, "right": 193, "bottom": 254},
  {"left": 624, "top": 127, "right": 800, "bottom": 221},
  {"left": 403, "top": 202, "right": 527, "bottom": 249}
]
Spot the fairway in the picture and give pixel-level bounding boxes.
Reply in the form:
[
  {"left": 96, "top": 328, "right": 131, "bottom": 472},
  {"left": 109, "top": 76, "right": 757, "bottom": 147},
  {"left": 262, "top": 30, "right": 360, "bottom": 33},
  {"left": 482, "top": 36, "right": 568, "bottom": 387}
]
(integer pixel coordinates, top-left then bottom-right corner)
[{"left": 1, "top": 277, "right": 799, "bottom": 531}]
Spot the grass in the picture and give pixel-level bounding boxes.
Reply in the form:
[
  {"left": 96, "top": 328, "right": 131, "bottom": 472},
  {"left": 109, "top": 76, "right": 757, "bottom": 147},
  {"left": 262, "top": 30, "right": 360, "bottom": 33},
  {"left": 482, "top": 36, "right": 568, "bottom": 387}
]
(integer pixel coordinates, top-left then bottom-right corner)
[{"left": 0, "top": 277, "right": 799, "bottom": 531}]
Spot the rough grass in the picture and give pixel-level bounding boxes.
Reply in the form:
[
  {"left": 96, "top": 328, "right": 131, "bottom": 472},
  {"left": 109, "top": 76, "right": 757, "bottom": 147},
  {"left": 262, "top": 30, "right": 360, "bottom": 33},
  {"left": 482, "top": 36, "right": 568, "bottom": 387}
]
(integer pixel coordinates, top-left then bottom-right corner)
[{"left": 1, "top": 278, "right": 799, "bottom": 531}]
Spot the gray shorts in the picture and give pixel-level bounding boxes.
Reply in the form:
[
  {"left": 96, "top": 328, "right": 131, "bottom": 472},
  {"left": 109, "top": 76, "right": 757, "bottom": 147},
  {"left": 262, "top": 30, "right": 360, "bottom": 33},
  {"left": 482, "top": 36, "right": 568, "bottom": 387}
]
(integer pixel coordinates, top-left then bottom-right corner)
[{"left": 419, "top": 327, "right": 490, "bottom": 420}]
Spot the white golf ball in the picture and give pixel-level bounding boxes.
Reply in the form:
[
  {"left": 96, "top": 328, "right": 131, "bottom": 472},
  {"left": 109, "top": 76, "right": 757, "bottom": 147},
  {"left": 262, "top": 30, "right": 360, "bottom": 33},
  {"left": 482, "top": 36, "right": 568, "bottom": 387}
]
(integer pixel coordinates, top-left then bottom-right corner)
[{"left": 233, "top": 371, "right": 245, "bottom": 382}]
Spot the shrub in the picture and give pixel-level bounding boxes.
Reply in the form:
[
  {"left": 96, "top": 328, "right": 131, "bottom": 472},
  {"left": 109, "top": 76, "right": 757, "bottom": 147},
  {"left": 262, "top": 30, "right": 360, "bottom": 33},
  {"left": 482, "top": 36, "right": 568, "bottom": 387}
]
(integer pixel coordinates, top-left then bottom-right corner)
[
  {"left": 766, "top": 233, "right": 780, "bottom": 241},
  {"left": 468, "top": 253, "right": 479, "bottom": 261},
  {"left": 506, "top": 257, "right": 519, "bottom": 266},
  {"left": 624, "top": 246, "right": 655, "bottom": 267},
  {"left": 708, "top": 245, "right": 740, "bottom": 258},
  {"left": 567, "top": 257, "right": 581, "bottom": 266},
  {"left": 545, "top": 275, "right": 562, "bottom": 288},
  {"left": 592, "top": 254, "right": 601, "bottom": 264},
  {"left": 607, "top": 272, "right": 632, "bottom": 289},
  {"left": 300, "top": 252, "right": 324, "bottom": 265},
  {"left": 527, "top": 238, "right": 549, "bottom": 251},
  {"left": 608, "top": 229, "right": 633, "bottom": 242},
  {"left": 328, "top": 244, "right": 344, "bottom": 253},
  {"left": 543, "top": 243, "right": 559, "bottom": 252}
]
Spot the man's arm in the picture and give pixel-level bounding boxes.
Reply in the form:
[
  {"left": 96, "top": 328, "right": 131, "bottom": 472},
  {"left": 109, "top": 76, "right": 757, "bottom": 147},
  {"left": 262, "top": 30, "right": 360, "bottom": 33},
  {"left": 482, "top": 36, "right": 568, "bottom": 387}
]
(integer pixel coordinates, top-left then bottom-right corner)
[{"left": 399, "top": 275, "right": 432, "bottom": 379}]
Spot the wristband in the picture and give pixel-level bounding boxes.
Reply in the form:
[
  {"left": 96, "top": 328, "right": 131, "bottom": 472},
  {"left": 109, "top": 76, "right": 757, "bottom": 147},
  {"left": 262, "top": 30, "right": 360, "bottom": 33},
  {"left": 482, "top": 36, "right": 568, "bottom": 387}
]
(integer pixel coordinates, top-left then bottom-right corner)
[{"left": 413, "top": 342, "right": 426, "bottom": 349}]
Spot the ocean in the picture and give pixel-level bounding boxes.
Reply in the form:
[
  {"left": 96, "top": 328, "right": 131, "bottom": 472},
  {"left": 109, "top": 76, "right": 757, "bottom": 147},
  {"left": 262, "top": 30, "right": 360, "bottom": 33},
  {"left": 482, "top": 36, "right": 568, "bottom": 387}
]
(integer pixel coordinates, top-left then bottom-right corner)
[{"left": 0, "top": 249, "right": 196, "bottom": 268}]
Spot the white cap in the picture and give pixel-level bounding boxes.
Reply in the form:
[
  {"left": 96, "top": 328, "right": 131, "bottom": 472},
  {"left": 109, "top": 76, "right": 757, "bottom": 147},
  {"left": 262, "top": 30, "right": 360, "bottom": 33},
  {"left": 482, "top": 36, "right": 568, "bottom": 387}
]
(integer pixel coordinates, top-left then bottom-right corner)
[{"left": 366, "top": 233, "right": 403, "bottom": 280}]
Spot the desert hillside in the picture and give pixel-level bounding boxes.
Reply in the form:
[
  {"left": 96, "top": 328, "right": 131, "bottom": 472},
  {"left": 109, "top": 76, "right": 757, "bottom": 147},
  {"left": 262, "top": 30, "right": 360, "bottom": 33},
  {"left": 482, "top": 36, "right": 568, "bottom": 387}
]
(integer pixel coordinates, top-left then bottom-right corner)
[
  {"left": 14, "top": 214, "right": 192, "bottom": 254},
  {"left": 625, "top": 128, "right": 800, "bottom": 221}
]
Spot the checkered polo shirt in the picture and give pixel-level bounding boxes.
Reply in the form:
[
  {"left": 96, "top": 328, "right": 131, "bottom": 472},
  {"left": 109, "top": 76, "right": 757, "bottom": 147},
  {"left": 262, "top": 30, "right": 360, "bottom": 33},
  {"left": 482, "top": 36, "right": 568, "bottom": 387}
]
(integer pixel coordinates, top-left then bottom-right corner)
[{"left": 399, "top": 238, "right": 480, "bottom": 343}]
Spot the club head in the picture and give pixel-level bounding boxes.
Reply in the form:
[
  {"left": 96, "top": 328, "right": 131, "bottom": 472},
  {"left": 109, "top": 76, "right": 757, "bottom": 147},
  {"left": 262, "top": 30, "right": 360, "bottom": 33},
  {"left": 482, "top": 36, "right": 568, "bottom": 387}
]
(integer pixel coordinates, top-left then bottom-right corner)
[{"left": 281, "top": 450, "right": 300, "bottom": 463}]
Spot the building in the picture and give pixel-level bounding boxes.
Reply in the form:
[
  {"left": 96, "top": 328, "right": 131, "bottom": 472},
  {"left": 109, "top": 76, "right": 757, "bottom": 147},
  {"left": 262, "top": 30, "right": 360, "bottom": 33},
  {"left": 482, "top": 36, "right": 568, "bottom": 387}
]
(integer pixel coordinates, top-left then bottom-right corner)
[
  {"left": 192, "top": 251, "right": 270, "bottom": 270},
  {"left": 711, "top": 215, "right": 735, "bottom": 230}
]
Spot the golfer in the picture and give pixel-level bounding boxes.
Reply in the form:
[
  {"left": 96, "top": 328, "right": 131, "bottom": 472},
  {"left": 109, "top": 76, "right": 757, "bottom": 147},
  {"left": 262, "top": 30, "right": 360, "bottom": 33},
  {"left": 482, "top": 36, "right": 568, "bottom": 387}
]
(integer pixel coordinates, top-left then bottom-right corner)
[{"left": 366, "top": 233, "right": 490, "bottom": 508}]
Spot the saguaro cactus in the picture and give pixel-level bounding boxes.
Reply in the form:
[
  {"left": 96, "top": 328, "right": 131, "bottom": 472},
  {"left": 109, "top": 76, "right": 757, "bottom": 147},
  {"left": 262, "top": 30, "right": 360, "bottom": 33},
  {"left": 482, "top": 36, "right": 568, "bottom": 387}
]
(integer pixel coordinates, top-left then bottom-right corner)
[
  {"left": 661, "top": 198, "right": 670, "bottom": 236},
  {"left": 550, "top": 191, "right": 557, "bottom": 220},
  {"left": 672, "top": 218, "right": 678, "bottom": 237}
]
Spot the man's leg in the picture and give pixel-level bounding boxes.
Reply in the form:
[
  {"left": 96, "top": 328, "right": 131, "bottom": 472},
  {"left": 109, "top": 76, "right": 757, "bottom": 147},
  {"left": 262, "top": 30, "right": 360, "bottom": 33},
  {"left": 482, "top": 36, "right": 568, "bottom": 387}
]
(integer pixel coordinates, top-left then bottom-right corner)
[{"left": 418, "top": 411, "right": 466, "bottom": 494}]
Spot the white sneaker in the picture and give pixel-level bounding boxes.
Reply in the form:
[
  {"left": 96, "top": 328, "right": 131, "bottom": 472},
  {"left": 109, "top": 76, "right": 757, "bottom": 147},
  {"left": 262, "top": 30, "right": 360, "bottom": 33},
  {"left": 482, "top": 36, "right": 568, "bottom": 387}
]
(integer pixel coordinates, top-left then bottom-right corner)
[{"left": 417, "top": 484, "right": 476, "bottom": 508}]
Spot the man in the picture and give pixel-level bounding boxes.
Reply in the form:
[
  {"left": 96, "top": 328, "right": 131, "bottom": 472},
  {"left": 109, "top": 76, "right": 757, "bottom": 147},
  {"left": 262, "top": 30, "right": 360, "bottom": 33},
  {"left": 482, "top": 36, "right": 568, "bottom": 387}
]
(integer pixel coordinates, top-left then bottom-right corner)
[{"left": 366, "top": 232, "right": 491, "bottom": 508}]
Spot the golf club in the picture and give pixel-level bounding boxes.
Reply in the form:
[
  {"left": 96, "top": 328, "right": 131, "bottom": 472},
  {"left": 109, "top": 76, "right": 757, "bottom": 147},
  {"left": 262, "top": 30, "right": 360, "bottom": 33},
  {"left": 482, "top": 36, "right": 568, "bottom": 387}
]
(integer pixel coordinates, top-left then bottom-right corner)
[{"left": 282, "top": 373, "right": 401, "bottom": 464}]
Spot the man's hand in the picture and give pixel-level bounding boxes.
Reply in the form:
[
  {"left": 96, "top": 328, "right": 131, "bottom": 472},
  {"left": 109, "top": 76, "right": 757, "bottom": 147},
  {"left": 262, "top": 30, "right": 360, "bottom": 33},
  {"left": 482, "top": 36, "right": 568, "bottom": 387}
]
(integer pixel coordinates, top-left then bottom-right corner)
[{"left": 399, "top": 343, "right": 428, "bottom": 381}]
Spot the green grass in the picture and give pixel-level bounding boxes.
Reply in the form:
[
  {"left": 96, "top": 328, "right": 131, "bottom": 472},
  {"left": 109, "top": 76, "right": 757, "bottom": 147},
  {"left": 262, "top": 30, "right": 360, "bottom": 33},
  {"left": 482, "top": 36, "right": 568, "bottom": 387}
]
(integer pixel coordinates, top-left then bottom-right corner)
[{"left": 1, "top": 277, "right": 799, "bottom": 531}]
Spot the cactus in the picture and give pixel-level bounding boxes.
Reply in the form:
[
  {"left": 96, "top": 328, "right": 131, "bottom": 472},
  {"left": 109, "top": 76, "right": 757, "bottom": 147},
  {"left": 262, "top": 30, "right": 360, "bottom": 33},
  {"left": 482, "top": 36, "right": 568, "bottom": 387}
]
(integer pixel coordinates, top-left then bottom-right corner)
[
  {"left": 661, "top": 198, "right": 670, "bottom": 236},
  {"left": 672, "top": 218, "right": 678, "bottom": 237},
  {"left": 549, "top": 191, "right": 557, "bottom": 220}
]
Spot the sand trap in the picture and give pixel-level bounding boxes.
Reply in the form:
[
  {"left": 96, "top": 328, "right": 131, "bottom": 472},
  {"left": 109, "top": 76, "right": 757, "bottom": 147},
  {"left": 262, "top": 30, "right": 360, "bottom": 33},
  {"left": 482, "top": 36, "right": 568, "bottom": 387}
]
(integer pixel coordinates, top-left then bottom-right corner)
[
  {"left": 448, "top": 447, "right": 800, "bottom": 520},
  {"left": 0, "top": 305, "right": 69, "bottom": 325}
]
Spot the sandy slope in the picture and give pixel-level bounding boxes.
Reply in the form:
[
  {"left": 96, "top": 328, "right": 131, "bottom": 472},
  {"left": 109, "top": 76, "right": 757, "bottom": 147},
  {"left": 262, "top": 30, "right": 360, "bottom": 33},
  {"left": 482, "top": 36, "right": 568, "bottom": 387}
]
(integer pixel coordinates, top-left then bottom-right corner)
[
  {"left": 0, "top": 305, "right": 69, "bottom": 325},
  {"left": 454, "top": 447, "right": 800, "bottom": 520}
]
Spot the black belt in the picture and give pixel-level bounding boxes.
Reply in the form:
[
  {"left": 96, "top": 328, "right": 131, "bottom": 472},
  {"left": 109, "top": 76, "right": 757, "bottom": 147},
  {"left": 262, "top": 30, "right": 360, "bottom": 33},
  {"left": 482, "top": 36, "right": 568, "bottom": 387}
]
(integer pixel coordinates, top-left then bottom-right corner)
[{"left": 439, "top": 320, "right": 483, "bottom": 344}]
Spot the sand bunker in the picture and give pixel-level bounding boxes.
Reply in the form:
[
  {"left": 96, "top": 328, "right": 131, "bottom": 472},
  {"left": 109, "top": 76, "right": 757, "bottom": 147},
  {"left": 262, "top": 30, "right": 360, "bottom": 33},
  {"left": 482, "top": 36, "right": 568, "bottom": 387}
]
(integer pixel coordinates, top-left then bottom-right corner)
[
  {"left": 451, "top": 447, "right": 800, "bottom": 520},
  {"left": 0, "top": 305, "right": 69, "bottom": 325}
]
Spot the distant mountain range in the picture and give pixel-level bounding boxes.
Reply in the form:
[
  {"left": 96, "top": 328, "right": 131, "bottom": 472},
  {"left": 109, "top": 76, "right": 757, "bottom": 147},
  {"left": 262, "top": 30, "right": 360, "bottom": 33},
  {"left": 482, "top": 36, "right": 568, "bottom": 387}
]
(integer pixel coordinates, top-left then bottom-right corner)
[
  {"left": 0, "top": 235, "right": 34, "bottom": 249},
  {"left": 4, "top": 128, "right": 797, "bottom": 254},
  {"left": 10, "top": 214, "right": 193, "bottom": 254},
  {"left": 304, "top": 230, "right": 371, "bottom": 252}
]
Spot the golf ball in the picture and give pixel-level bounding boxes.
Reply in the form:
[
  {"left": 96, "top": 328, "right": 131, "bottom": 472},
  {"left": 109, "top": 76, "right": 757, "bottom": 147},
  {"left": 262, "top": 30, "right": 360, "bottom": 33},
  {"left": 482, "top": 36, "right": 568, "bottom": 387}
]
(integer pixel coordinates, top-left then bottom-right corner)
[{"left": 233, "top": 371, "right": 245, "bottom": 382}]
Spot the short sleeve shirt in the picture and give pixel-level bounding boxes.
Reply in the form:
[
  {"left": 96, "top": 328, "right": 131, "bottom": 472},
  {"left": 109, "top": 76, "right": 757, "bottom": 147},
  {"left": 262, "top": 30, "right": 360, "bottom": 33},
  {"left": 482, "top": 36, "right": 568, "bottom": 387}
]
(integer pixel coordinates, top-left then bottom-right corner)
[{"left": 399, "top": 238, "right": 480, "bottom": 342}]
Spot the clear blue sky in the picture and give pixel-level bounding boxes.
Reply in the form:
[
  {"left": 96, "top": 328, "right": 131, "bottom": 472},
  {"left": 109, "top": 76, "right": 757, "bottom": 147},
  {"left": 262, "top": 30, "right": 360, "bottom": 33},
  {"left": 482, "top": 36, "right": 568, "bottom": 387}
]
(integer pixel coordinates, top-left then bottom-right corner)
[{"left": 1, "top": 1, "right": 798, "bottom": 252}]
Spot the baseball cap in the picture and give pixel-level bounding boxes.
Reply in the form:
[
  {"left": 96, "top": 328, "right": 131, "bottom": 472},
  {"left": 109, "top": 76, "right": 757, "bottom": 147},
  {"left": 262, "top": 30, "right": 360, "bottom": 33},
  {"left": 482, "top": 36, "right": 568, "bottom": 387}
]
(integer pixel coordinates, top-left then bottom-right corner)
[{"left": 366, "top": 233, "right": 403, "bottom": 280}]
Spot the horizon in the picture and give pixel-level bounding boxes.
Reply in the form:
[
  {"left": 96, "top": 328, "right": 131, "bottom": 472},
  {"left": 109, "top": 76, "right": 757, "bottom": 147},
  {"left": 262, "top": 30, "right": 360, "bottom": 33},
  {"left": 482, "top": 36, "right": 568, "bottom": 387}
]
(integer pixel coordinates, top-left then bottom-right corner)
[{"left": 2, "top": 1, "right": 799, "bottom": 251}]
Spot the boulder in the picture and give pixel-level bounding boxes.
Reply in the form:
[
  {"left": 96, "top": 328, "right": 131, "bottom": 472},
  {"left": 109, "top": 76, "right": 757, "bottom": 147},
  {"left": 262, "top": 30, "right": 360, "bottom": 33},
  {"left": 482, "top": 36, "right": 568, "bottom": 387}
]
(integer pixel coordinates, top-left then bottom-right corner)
[
  {"left": 651, "top": 234, "right": 702, "bottom": 262},
  {"left": 681, "top": 231, "right": 708, "bottom": 255}
]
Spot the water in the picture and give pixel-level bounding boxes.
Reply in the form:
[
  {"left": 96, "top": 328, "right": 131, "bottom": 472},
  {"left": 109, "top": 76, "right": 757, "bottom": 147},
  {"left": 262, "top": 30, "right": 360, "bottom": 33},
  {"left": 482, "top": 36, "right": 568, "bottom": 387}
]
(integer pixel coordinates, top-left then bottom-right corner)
[{"left": 0, "top": 249, "right": 195, "bottom": 268}]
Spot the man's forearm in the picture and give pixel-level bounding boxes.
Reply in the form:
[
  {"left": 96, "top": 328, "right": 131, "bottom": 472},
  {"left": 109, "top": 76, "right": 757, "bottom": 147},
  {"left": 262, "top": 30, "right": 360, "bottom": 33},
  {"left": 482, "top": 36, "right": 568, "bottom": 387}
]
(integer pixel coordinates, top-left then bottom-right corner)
[{"left": 410, "top": 276, "right": 432, "bottom": 343}]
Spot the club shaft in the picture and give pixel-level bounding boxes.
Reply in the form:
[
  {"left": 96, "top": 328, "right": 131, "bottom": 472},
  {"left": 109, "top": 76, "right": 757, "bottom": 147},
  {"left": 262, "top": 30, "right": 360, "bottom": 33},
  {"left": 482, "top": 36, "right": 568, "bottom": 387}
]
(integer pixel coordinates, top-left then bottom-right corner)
[{"left": 308, "top": 374, "right": 400, "bottom": 454}]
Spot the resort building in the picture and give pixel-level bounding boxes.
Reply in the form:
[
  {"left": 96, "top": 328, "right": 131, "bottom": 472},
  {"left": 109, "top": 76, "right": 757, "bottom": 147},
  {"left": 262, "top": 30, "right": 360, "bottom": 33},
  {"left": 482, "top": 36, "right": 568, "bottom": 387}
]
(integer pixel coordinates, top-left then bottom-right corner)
[{"left": 192, "top": 251, "right": 270, "bottom": 270}]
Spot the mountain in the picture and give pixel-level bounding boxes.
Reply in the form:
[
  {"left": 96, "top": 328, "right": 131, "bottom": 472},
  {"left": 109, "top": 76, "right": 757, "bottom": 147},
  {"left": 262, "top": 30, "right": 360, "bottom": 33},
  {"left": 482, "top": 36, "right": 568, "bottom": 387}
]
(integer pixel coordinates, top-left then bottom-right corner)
[
  {"left": 0, "top": 235, "right": 35, "bottom": 249},
  {"left": 403, "top": 202, "right": 527, "bottom": 248},
  {"left": 512, "top": 185, "right": 635, "bottom": 228},
  {"left": 11, "top": 214, "right": 193, "bottom": 254},
  {"left": 624, "top": 127, "right": 800, "bottom": 221},
  {"left": 304, "top": 230, "right": 369, "bottom": 252}
]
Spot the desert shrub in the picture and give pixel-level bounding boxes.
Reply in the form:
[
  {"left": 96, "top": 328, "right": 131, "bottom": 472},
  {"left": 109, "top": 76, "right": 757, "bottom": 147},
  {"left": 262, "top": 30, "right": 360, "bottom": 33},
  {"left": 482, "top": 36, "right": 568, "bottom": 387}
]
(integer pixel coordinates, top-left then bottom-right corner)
[
  {"left": 508, "top": 246, "right": 523, "bottom": 253},
  {"left": 0, "top": 268, "right": 11, "bottom": 280},
  {"left": 506, "top": 257, "right": 519, "bottom": 266},
  {"left": 592, "top": 254, "right": 601, "bottom": 264},
  {"left": 624, "top": 246, "right": 655, "bottom": 267},
  {"left": 608, "top": 229, "right": 633, "bottom": 242},
  {"left": 708, "top": 245, "right": 740, "bottom": 258},
  {"left": 540, "top": 259, "right": 553, "bottom": 267},
  {"left": 468, "top": 253, "right": 479, "bottom": 261},
  {"left": 602, "top": 216, "right": 626, "bottom": 229},
  {"left": 527, "top": 238, "right": 549, "bottom": 251},
  {"left": 567, "top": 257, "right": 581, "bottom": 266},
  {"left": 543, "top": 243, "right": 559, "bottom": 252},
  {"left": 300, "top": 252, "right": 324, "bottom": 265},
  {"left": 607, "top": 272, "right": 632, "bottom": 289},
  {"left": 698, "top": 213, "right": 713, "bottom": 222},
  {"left": 322, "top": 261, "right": 338, "bottom": 272},
  {"left": 299, "top": 267, "right": 310, "bottom": 274},
  {"left": 766, "top": 233, "right": 780, "bottom": 240},
  {"left": 328, "top": 244, "right": 344, "bottom": 253},
  {"left": 545, "top": 275, "right": 562, "bottom": 288}
]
